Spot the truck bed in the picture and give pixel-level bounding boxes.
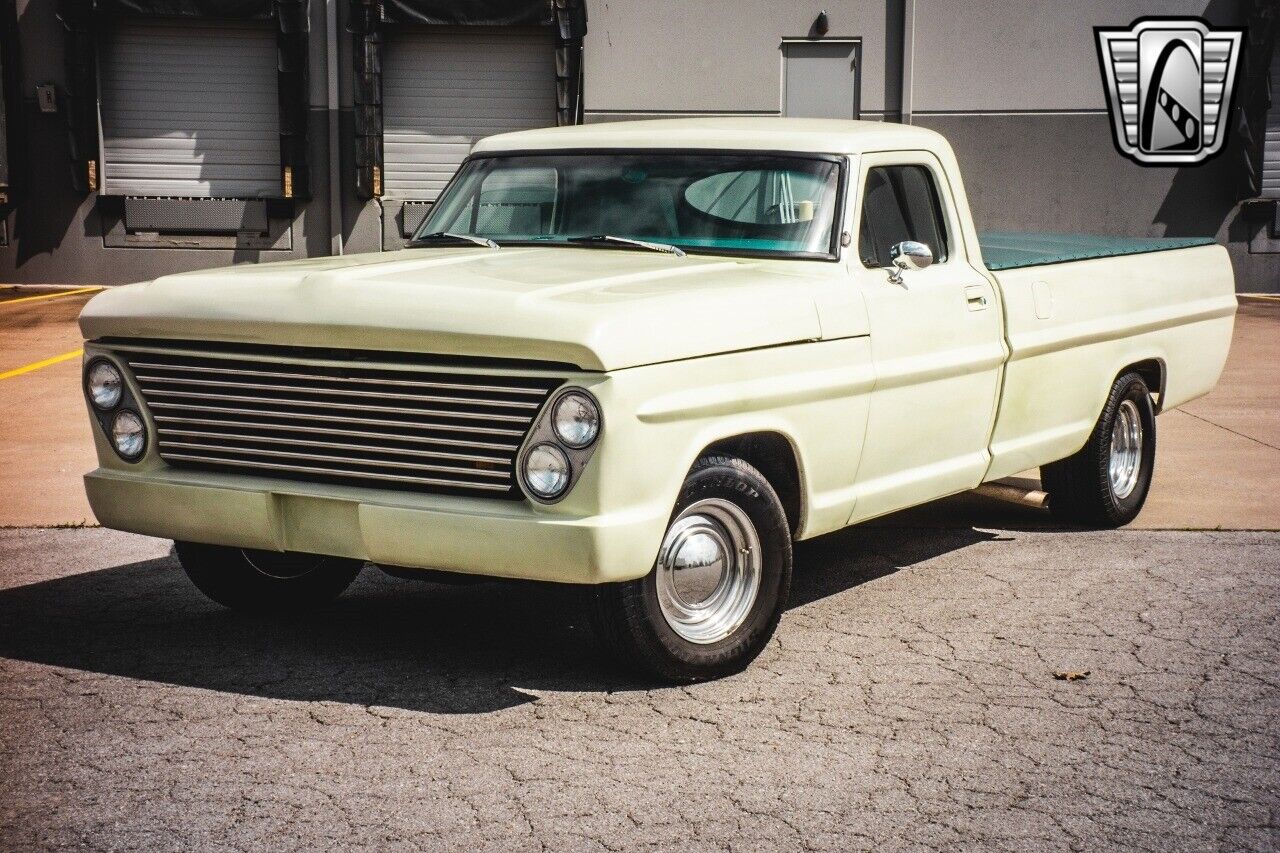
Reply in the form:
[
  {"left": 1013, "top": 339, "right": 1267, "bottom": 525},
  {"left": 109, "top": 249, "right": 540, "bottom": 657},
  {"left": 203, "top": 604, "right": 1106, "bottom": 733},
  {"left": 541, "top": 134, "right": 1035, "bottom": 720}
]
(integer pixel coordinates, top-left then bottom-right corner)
[
  {"left": 980, "top": 240, "right": 1236, "bottom": 483},
  {"left": 979, "top": 232, "right": 1217, "bottom": 271}
]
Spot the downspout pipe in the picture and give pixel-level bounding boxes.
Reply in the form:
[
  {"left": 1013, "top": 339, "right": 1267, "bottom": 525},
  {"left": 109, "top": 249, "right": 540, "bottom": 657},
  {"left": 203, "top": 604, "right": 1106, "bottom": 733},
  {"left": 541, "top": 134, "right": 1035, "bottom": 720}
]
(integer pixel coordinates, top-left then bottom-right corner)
[
  {"left": 326, "top": 0, "right": 343, "bottom": 254},
  {"left": 901, "top": 0, "right": 915, "bottom": 124}
]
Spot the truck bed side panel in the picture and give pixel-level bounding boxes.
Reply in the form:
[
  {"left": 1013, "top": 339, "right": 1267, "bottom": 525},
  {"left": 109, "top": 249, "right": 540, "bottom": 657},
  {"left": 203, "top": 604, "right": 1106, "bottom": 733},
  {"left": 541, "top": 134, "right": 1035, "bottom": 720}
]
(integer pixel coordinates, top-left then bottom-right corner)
[{"left": 985, "top": 244, "right": 1236, "bottom": 482}]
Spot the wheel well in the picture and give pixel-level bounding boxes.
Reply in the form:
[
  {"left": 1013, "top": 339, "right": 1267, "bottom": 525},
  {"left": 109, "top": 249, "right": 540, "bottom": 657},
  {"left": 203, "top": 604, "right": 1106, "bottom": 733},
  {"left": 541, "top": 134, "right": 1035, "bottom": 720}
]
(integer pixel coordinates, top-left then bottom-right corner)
[
  {"left": 700, "top": 432, "right": 802, "bottom": 535},
  {"left": 1120, "top": 358, "right": 1166, "bottom": 412}
]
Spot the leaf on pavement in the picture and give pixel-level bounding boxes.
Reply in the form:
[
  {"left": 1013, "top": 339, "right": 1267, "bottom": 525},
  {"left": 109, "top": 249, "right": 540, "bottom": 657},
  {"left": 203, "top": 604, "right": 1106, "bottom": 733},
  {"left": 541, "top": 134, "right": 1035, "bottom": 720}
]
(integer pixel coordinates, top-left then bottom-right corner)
[{"left": 1053, "top": 670, "right": 1091, "bottom": 681}]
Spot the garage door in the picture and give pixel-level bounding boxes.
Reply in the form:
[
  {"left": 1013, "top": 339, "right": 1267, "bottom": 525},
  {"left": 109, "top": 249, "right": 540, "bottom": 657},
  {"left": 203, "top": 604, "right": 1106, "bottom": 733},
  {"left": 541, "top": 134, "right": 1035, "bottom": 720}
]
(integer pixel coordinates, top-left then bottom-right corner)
[
  {"left": 1263, "top": 51, "right": 1280, "bottom": 199},
  {"left": 383, "top": 28, "right": 556, "bottom": 200},
  {"left": 100, "top": 19, "right": 281, "bottom": 198}
]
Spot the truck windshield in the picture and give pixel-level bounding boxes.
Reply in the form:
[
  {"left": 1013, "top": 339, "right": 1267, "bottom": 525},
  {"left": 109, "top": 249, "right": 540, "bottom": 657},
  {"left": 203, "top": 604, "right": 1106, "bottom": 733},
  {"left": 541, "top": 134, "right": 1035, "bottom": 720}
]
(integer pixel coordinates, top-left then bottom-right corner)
[{"left": 414, "top": 152, "right": 843, "bottom": 259}]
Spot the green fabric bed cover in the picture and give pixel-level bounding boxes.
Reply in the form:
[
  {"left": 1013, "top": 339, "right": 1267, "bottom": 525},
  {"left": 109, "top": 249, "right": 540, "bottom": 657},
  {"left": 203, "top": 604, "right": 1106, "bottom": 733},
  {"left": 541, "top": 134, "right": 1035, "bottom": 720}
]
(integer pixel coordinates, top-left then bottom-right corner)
[{"left": 979, "top": 231, "right": 1216, "bottom": 272}]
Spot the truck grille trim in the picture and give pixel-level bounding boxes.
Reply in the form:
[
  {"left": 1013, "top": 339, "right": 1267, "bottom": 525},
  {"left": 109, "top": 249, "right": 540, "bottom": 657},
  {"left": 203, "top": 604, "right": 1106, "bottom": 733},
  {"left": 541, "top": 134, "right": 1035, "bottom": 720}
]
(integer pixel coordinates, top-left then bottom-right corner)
[
  {"left": 128, "top": 361, "right": 552, "bottom": 397},
  {"left": 158, "top": 453, "right": 516, "bottom": 491},
  {"left": 148, "top": 406, "right": 527, "bottom": 438},
  {"left": 152, "top": 428, "right": 513, "bottom": 463},
  {"left": 121, "top": 348, "right": 563, "bottom": 497},
  {"left": 130, "top": 373, "right": 545, "bottom": 410},
  {"left": 150, "top": 415, "right": 524, "bottom": 448},
  {"left": 142, "top": 390, "right": 536, "bottom": 423},
  {"left": 157, "top": 441, "right": 513, "bottom": 477}
]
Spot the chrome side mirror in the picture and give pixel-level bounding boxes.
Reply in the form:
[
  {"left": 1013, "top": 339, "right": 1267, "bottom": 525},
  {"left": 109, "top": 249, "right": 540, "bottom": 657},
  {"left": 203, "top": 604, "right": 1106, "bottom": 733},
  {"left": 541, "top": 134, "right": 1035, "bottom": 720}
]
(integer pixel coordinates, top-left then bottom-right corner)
[{"left": 888, "top": 240, "right": 933, "bottom": 285}]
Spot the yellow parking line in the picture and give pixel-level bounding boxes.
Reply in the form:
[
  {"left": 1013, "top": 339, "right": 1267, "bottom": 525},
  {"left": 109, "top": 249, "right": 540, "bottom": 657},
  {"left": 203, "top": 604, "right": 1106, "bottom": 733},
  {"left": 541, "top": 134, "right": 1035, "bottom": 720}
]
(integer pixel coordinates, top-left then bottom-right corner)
[
  {"left": 0, "top": 286, "right": 103, "bottom": 307},
  {"left": 0, "top": 349, "right": 84, "bottom": 381}
]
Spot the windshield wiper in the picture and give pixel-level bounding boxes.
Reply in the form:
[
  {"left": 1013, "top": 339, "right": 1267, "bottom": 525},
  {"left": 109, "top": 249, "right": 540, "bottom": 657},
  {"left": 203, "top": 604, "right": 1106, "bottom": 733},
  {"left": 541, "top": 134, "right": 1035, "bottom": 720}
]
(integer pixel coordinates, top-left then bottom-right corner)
[
  {"left": 412, "top": 232, "right": 500, "bottom": 249},
  {"left": 566, "top": 235, "right": 686, "bottom": 257}
]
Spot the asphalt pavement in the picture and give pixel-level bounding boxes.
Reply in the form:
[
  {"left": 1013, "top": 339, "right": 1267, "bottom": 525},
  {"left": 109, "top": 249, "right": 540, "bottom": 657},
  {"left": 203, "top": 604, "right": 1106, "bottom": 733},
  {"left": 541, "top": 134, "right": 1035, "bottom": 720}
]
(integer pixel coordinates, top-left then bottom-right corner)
[{"left": 1, "top": 526, "right": 1277, "bottom": 851}]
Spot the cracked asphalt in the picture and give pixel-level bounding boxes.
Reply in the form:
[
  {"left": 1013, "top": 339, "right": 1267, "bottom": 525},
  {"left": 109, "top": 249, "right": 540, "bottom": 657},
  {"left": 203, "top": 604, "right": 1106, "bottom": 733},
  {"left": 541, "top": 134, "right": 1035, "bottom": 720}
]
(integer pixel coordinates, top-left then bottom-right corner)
[{"left": 1, "top": 526, "right": 1277, "bottom": 851}]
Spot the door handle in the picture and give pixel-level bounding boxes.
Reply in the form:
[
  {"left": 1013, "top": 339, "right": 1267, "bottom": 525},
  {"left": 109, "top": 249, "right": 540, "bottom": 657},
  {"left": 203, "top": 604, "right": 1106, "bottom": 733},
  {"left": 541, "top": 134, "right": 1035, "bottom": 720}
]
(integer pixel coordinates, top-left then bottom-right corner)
[{"left": 964, "top": 285, "right": 991, "bottom": 311}]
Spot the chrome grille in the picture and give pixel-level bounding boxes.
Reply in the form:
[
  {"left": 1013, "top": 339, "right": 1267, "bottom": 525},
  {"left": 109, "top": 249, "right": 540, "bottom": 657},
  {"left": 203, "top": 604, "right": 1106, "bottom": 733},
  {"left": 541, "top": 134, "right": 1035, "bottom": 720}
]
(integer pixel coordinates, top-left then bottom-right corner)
[{"left": 120, "top": 346, "right": 563, "bottom": 497}]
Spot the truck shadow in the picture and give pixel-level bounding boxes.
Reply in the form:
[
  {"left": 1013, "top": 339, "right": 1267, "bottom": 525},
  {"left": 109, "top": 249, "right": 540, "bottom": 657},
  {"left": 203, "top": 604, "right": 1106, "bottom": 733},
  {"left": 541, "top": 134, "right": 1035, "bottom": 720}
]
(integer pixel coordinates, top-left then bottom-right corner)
[{"left": 0, "top": 525, "right": 994, "bottom": 714}]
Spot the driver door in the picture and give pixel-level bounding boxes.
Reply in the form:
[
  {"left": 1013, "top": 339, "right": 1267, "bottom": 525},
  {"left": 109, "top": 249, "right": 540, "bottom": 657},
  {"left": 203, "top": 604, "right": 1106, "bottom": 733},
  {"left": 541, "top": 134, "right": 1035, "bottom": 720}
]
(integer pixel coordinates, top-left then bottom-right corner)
[{"left": 847, "top": 151, "right": 1005, "bottom": 523}]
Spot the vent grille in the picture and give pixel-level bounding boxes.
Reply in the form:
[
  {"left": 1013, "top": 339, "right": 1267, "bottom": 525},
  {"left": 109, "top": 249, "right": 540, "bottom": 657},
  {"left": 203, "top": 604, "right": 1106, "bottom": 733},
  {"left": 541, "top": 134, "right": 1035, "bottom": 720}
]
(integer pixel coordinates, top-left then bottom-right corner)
[{"left": 121, "top": 347, "right": 562, "bottom": 498}]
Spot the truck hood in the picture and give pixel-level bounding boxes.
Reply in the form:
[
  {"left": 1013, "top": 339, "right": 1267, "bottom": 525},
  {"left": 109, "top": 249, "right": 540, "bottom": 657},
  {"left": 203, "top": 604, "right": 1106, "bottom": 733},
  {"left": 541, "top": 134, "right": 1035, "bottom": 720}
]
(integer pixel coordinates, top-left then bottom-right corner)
[{"left": 79, "top": 247, "right": 832, "bottom": 371}]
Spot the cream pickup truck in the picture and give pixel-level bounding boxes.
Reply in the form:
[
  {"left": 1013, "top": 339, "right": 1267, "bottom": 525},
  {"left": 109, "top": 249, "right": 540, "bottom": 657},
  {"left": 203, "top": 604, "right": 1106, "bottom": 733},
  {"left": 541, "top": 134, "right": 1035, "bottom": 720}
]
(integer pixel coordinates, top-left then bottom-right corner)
[{"left": 79, "top": 118, "right": 1237, "bottom": 681}]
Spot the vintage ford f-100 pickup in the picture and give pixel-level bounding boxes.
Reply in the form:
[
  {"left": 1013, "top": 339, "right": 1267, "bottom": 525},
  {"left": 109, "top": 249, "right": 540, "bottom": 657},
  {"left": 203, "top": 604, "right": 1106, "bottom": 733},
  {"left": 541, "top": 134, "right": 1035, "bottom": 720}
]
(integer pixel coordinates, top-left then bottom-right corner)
[{"left": 79, "top": 118, "right": 1236, "bottom": 680}]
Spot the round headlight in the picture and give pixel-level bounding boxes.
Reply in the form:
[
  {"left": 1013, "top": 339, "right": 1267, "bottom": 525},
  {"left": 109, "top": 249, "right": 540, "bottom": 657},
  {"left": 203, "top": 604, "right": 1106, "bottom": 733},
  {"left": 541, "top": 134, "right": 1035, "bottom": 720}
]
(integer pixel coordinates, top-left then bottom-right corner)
[
  {"left": 111, "top": 410, "right": 147, "bottom": 461},
  {"left": 552, "top": 391, "right": 600, "bottom": 448},
  {"left": 523, "top": 443, "right": 571, "bottom": 499},
  {"left": 87, "top": 360, "right": 123, "bottom": 410}
]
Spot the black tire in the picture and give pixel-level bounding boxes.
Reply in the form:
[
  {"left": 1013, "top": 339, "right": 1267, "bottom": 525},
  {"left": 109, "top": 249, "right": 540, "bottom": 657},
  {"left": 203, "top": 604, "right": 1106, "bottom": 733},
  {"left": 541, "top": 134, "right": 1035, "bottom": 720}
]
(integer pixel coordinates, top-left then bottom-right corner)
[
  {"left": 591, "top": 455, "right": 793, "bottom": 682},
  {"left": 175, "top": 541, "right": 363, "bottom": 613},
  {"left": 1040, "top": 371, "right": 1156, "bottom": 528}
]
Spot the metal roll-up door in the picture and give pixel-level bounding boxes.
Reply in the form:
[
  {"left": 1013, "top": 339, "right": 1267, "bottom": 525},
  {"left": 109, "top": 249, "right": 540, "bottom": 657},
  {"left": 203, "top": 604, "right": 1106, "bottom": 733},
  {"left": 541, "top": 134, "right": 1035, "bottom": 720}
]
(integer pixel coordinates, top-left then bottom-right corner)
[
  {"left": 1264, "top": 51, "right": 1280, "bottom": 199},
  {"left": 383, "top": 28, "right": 556, "bottom": 201},
  {"left": 0, "top": 40, "right": 9, "bottom": 201},
  {"left": 100, "top": 19, "right": 281, "bottom": 198}
]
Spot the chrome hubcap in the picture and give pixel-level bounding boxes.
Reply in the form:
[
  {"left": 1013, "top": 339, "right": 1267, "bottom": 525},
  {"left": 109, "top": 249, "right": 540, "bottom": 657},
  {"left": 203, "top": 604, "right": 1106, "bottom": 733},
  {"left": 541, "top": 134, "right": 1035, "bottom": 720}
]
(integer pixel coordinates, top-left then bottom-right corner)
[
  {"left": 655, "top": 498, "right": 762, "bottom": 644},
  {"left": 1109, "top": 399, "right": 1143, "bottom": 500},
  {"left": 241, "top": 549, "right": 324, "bottom": 580}
]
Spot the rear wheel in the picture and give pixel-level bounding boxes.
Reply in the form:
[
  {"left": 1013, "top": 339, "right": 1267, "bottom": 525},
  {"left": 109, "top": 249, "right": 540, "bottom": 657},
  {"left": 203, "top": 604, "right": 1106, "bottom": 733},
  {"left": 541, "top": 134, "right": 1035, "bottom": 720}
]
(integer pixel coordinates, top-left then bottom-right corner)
[
  {"left": 1040, "top": 371, "right": 1156, "bottom": 528},
  {"left": 175, "top": 541, "right": 363, "bottom": 613},
  {"left": 591, "top": 455, "right": 792, "bottom": 682}
]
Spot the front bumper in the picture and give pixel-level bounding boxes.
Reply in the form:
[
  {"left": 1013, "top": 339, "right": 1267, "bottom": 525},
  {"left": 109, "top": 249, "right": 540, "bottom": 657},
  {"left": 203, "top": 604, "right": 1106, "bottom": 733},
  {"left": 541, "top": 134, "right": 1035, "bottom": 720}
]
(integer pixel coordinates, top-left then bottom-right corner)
[{"left": 85, "top": 467, "right": 669, "bottom": 584}]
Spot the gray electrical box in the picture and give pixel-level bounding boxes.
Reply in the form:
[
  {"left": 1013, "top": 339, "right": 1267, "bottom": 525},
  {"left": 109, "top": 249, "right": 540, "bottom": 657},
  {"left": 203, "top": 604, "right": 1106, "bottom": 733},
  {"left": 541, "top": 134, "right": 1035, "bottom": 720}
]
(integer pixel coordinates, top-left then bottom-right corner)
[{"left": 35, "top": 83, "right": 57, "bottom": 114}]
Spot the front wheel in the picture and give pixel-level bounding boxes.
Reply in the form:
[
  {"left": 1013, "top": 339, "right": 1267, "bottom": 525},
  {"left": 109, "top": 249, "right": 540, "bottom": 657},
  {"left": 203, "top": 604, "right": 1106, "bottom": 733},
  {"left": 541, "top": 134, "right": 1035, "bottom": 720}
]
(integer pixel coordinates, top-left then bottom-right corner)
[
  {"left": 1040, "top": 371, "right": 1157, "bottom": 528},
  {"left": 591, "top": 455, "right": 793, "bottom": 682},
  {"left": 175, "top": 541, "right": 363, "bottom": 613}
]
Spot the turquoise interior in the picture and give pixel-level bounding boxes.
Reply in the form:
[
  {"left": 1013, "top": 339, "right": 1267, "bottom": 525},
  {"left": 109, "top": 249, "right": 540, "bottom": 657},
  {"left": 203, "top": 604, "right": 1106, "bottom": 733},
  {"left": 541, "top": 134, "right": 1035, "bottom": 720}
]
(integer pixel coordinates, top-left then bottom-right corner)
[
  {"left": 654, "top": 237, "right": 801, "bottom": 251},
  {"left": 516, "top": 235, "right": 805, "bottom": 252}
]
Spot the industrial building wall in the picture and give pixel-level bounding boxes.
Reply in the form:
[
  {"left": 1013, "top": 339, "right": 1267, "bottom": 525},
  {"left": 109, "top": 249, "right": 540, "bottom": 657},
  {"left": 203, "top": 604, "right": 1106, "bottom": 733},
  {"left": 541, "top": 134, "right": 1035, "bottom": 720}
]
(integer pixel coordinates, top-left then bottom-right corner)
[
  {"left": 0, "top": 0, "right": 1275, "bottom": 291},
  {"left": 581, "top": 0, "right": 1277, "bottom": 292},
  {"left": 582, "top": 0, "right": 903, "bottom": 120},
  {"left": 0, "top": 0, "right": 336, "bottom": 285},
  {"left": 906, "top": 0, "right": 1276, "bottom": 293}
]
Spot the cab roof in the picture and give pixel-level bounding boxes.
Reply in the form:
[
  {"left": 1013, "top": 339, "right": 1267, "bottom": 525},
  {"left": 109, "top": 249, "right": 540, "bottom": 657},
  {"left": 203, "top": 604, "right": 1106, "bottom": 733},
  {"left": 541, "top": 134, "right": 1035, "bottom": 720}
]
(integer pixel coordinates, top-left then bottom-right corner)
[{"left": 471, "top": 117, "right": 949, "bottom": 157}]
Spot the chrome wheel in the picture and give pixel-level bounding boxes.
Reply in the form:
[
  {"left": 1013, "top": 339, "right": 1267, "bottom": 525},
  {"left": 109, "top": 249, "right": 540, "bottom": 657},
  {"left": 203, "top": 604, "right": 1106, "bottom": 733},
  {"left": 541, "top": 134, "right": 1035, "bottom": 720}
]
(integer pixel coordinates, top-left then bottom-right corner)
[
  {"left": 241, "top": 549, "right": 324, "bottom": 580},
  {"left": 1109, "top": 398, "right": 1143, "bottom": 500},
  {"left": 654, "top": 498, "right": 762, "bottom": 644}
]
